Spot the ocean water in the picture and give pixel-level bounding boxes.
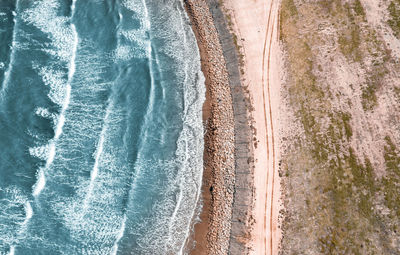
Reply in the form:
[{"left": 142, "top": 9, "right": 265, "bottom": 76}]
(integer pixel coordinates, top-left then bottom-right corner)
[{"left": 0, "top": 0, "right": 205, "bottom": 254}]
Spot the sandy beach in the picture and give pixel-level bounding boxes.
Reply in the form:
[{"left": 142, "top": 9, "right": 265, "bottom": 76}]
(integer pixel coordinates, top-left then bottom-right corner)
[{"left": 186, "top": 0, "right": 283, "bottom": 254}]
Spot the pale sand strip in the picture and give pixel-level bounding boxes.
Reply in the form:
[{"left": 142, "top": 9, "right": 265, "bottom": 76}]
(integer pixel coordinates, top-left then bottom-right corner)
[
  {"left": 186, "top": 0, "right": 283, "bottom": 253},
  {"left": 221, "top": 0, "right": 283, "bottom": 254}
]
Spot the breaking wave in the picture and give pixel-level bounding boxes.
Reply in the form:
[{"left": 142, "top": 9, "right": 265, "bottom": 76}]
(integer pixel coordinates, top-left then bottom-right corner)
[{"left": 0, "top": 0, "right": 204, "bottom": 254}]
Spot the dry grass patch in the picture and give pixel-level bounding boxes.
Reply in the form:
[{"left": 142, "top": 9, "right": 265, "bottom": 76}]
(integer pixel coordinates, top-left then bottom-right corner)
[{"left": 279, "top": 0, "right": 400, "bottom": 254}]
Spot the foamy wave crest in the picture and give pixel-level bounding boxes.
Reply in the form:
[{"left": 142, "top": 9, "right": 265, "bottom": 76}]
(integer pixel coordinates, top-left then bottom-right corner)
[
  {"left": 52, "top": 166, "right": 128, "bottom": 254},
  {"left": 0, "top": 187, "right": 31, "bottom": 252},
  {"left": 32, "top": 168, "right": 46, "bottom": 197},
  {"left": 28, "top": 0, "right": 78, "bottom": 197},
  {"left": 22, "top": 201, "right": 33, "bottom": 226},
  {"left": 118, "top": 1, "right": 206, "bottom": 253},
  {"left": 114, "top": 1, "right": 150, "bottom": 61},
  {"left": 127, "top": 159, "right": 188, "bottom": 254},
  {"left": 120, "top": 29, "right": 147, "bottom": 44},
  {"left": 49, "top": 103, "right": 130, "bottom": 254},
  {"left": 35, "top": 107, "right": 56, "bottom": 121},
  {"left": 8, "top": 245, "right": 15, "bottom": 255},
  {"left": 0, "top": 0, "right": 19, "bottom": 95},
  {"left": 29, "top": 63, "right": 68, "bottom": 196},
  {"left": 29, "top": 144, "right": 50, "bottom": 161},
  {"left": 82, "top": 106, "right": 112, "bottom": 210},
  {"left": 21, "top": 0, "right": 75, "bottom": 62},
  {"left": 123, "top": 145, "right": 203, "bottom": 254},
  {"left": 171, "top": 6, "right": 206, "bottom": 251},
  {"left": 114, "top": 0, "right": 150, "bottom": 61},
  {"left": 122, "top": 0, "right": 148, "bottom": 20},
  {"left": 35, "top": 65, "right": 68, "bottom": 106},
  {"left": 114, "top": 44, "right": 142, "bottom": 60},
  {"left": 111, "top": 215, "right": 127, "bottom": 255}
]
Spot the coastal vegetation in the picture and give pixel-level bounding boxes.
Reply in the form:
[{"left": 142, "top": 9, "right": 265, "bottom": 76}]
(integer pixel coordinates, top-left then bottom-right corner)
[
  {"left": 279, "top": 0, "right": 400, "bottom": 253},
  {"left": 388, "top": 0, "right": 400, "bottom": 38},
  {"left": 224, "top": 12, "right": 246, "bottom": 75}
]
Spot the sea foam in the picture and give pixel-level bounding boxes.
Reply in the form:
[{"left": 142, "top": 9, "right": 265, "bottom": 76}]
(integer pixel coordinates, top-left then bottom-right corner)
[
  {"left": 24, "top": 0, "right": 78, "bottom": 197},
  {"left": 21, "top": 0, "right": 75, "bottom": 62},
  {"left": 0, "top": 0, "right": 205, "bottom": 253},
  {"left": 113, "top": 1, "right": 205, "bottom": 253},
  {"left": 0, "top": 0, "right": 19, "bottom": 95},
  {"left": 8, "top": 246, "right": 15, "bottom": 255},
  {"left": 0, "top": 187, "right": 31, "bottom": 252}
]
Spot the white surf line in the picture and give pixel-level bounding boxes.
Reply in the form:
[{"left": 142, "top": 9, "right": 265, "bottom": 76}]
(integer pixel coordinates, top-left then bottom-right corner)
[
  {"left": 0, "top": 0, "right": 20, "bottom": 97},
  {"left": 138, "top": 0, "right": 155, "bottom": 127},
  {"left": 171, "top": 185, "right": 185, "bottom": 253},
  {"left": 33, "top": 0, "right": 78, "bottom": 197},
  {"left": 83, "top": 2, "right": 126, "bottom": 206},
  {"left": 71, "top": 0, "right": 77, "bottom": 13},
  {"left": 14, "top": 200, "right": 33, "bottom": 239},
  {"left": 8, "top": 245, "right": 15, "bottom": 255},
  {"left": 111, "top": 1, "right": 153, "bottom": 252},
  {"left": 81, "top": 2, "right": 122, "bottom": 206},
  {"left": 82, "top": 107, "right": 110, "bottom": 211},
  {"left": 83, "top": 6, "right": 126, "bottom": 209},
  {"left": 10, "top": 199, "right": 34, "bottom": 250},
  {"left": 174, "top": 6, "right": 204, "bottom": 254},
  {"left": 22, "top": 201, "right": 33, "bottom": 226},
  {"left": 169, "top": 6, "right": 188, "bottom": 252},
  {"left": 111, "top": 214, "right": 127, "bottom": 255},
  {"left": 12, "top": 200, "right": 33, "bottom": 241},
  {"left": 140, "top": 0, "right": 150, "bottom": 31}
]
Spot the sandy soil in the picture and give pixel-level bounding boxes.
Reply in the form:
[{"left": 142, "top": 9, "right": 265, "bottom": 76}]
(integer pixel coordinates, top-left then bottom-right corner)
[
  {"left": 221, "top": 0, "right": 283, "bottom": 254},
  {"left": 363, "top": 0, "right": 400, "bottom": 58},
  {"left": 277, "top": 0, "right": 400, "bottom": 253}
]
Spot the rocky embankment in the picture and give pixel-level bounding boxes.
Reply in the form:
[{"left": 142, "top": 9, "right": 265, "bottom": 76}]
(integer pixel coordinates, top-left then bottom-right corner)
[
  {"left": 185, "top": 0, "right": 235, "bottom": 254},
  {"left": 185, "top": 0, "right": 254, "bottom": 254}
]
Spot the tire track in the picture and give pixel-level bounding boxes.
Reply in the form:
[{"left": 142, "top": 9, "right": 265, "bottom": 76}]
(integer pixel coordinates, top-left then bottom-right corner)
[
  {"left": 261, "top": 1, "right": 273, "bottom": 253},
  {"left": 261, "top": 4, "right": 272, "bottom": 254},
  {"left": 261, "top": 0, "right": 278, "bottom": 254},
  {"left": 267, "top": 16, "right": 276, "bottom": 255}
]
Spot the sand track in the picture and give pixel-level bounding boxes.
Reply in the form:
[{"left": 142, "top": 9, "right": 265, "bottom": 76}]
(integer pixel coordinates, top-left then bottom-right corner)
[
  {"left": 222, "top": 0, "right": 282, "bottom": 254},
  {"left": 261, "top": 0, "right": 276, "bottom": 254},
  {"left": 262, "top": 1, "right": 280, "bottom": 254}
]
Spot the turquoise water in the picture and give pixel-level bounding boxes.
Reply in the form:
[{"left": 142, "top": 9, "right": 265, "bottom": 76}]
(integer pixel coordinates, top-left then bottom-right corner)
[{"left": 0, "top": 0, "right": 205, "bottom": 254}]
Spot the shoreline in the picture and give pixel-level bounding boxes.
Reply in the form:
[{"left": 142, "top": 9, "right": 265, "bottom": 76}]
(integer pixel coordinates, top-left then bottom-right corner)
[{"left": 184, "top": 0, "right": 255, "bottom": 254}]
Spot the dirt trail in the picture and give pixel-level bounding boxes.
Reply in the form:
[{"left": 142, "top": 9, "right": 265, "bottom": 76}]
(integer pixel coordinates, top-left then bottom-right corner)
[
  {"left": 262, "top": 1, "right": 281, "bottom": 254},
  {"left": 222, "top": 0, "right": 282, "bottom": 254}
]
